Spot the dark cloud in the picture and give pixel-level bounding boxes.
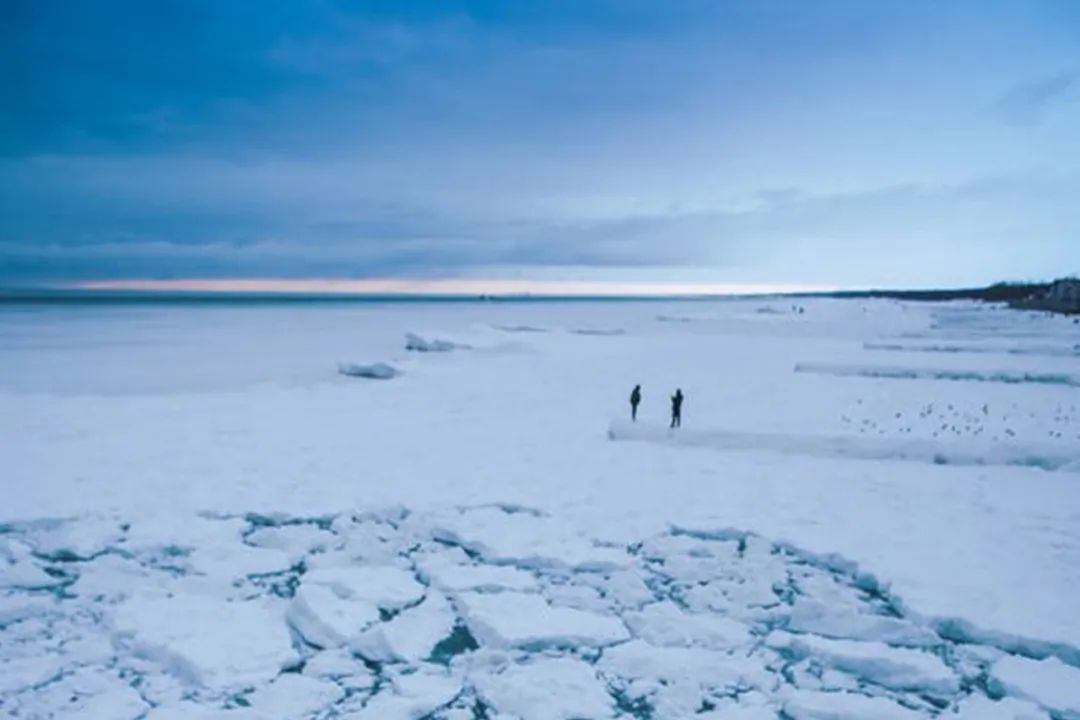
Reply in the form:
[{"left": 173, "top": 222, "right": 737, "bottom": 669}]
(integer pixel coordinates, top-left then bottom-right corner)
[{"left": 1, "top": 1, "right": 1079, "bottom": 285}]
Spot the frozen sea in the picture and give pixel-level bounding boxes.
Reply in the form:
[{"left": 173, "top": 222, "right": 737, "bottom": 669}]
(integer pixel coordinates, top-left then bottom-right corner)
[{"left": 2, "top": 295, "right": 1079, "bottom": 719}]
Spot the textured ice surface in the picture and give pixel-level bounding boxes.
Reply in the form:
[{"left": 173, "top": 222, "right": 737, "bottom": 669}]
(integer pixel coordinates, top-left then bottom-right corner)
[
  {"left": 1, "top": 497, "right": 1077, "bottom": 717},
  {"left": 112, "top": 593, "right": 298, "bottom": 691},
  {"left": 351, "top": 590, "right": 456, "bottom": 662},
  {"left": 474, "top": 656, "right": 615, "bottom": 720},
  {"left": 768, "top": 630, "right": 959, "bottom": 700},
  {"left": 458, "top": 590, "right": 630, "bottom": 649},
  {"left": 781, "top": 689, "right": 926, "bottom": 719},
  {"left": 417, "top": 556, "right": 539, "bottom": 593},
  {"left": 287, "top": 582, "right": 381, "bottom": 648},
  {"left": 989, "top": 654, "right": 1080, "bottom": 719}
]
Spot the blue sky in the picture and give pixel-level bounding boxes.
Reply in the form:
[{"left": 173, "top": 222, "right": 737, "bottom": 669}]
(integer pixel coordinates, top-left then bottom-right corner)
[{"left": 2, "top": 0, "right": 1079, "bottom": 290}]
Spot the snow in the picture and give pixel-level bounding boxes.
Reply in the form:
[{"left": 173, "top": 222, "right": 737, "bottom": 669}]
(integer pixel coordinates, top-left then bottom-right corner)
[
  {"left": 989, "top": 654, "right": 1080, "bottom": 719},
  {"left": 2, "top": 296, "right": 1080, "bottom": 718},
  {"left": 457, "top": 590, "right": 630, "bottom": 649}
]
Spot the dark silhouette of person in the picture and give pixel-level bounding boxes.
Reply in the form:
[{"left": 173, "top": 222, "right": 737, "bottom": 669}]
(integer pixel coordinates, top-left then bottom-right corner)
[
  {"left": 630, "top": 384, "right": 641, "bottom": 421},
  {"left": 670, "top": 388, "right": 684, "bottom": 428}
]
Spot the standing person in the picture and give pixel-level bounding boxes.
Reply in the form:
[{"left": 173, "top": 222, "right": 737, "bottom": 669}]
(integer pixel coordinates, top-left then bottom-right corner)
[
  {"left": 670, "top": 388, "right": 684, "bottom": 428},
  {"left": 630, "top": 384, "right": 642, "bottom": 422}
]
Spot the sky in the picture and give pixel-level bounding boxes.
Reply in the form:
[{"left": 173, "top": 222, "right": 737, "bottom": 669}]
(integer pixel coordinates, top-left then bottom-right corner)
[{"left": 2, "top": 0, "right": 1079, "bottom": 292}]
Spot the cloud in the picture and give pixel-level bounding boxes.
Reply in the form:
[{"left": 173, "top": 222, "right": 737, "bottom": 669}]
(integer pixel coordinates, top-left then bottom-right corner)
[
  {"left": 3, "top": 166, "right": 1077, "bottom": 287},
  {"left": 2, "top": 2, "right": 1080, "bottom": 286},
  {"left": 994, "top": 70, "right": 1079, "bottom": 126}
]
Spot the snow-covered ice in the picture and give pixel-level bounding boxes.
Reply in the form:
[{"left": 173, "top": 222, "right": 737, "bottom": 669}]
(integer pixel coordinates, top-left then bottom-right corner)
[
  {"left": 457, "top": 589, "right": 631, "bottom": 649},
  {"left": 111, "top": 593, "right": 298, "bottom": 691},
  {"left": 3, "top": 296, "right": 1080, "bottom": 717},
  {"left": 989, "top": 653, "right": 1080, "bottom": 719},
  {"left": 781, "top": 688, "right": 925, "bottom": 719},
  {"left": 473, "top": 656, "right": 615, "bottom": 720},
  {"left": 286, "top": 582, "right": 382, "bottom": 648},
  {"left": 767, "top": 630, "right": 959, "bottom": 701}
]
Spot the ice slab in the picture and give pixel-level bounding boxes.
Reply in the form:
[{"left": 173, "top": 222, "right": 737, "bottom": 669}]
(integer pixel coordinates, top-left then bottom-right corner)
[
  {"left": 29, "top": 516, "right": 125, "bottom": 561},
  {"left": 302, "top": 565, "right": 425, "bottom": 610},
  {"left": 417, "top": 557, "right": 539, "bottom": 593},
  {"left": 244, "top": 673, "right": 345, "bottom": 720},
  {"left": 989, "top": 654, "right": 1080, "bottom": 719},
  {"left": 474, "top": 656, "right": 616, "bottom": 720},
  {"left": 787, "top": 598, "right": 941, "bottom": 648},
  {"left": 341, "top": 666, "right": 461, "bottom": 720},
  {"left": 338, "top": 362, "right": 400, "bottom": 379},
  {"left": 432, "top": 507, "right": 631, "bottom": 571},
  {"left": 112, "top": 593, "right": 297, "bottom": 691},
  {"left": 351, "top": 590, "right": 456, "bottom": 663},
  {"left": 951, "top": 694, "right": 1050, "bottom": 719},
  {"left": 781, "top": 688, "right": 927, "bottom": 719},
  {"left": 768, "top": 631, "right": 958, "bottom": 700},
  {"left": 458, "top": 590, "right": 629, "bottom": 650},
  {"left": 287, "top": 582, "right": 381, "bottom": 648},
  {"left": 625, "top": 600, "right": 753, "bottom": 650}
]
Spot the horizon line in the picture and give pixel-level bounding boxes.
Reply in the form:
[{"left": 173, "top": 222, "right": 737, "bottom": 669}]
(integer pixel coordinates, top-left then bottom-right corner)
[{"left": 59, "top": 278, "right": 843, "bottom": 298}]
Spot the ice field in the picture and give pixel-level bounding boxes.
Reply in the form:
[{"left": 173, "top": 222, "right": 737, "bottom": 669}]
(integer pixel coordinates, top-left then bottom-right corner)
[{"left": 2, "top": 296, "right": 1079, "bottom": 718}]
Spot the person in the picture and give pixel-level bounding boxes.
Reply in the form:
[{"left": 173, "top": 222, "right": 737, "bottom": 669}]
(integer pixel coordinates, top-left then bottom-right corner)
[
  {"left": 629, "top": 384, "right": 642, "bottom": 421},
  {"left": 670, "top": 388, "right": 684, "bottom": 428}
]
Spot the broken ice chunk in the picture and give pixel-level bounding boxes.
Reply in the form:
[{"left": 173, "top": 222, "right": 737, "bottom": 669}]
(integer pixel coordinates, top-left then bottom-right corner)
[
  {"left": 781, "top": 689, "right": 926, "bottom": 719},
  {"left": 351, "top": 591, "right": 456, "bottom": 663},
  {"left": 302, "top": 565, "right": 425, "bottom": 611},
  {"left": 988, "top": 654, "right": 1080, "bottom": 719},
  {"left": 951, "top": 694, "right": 1050, "bottom": 719},
  {"left": 474, "top": 656, "right": 616, "bottom": 720},
  {"left": 29, "top": 516, "right": 125, "bottom": 561},
  {"left": 625, "top": 601, "right": 752, "bottom": 651},
  {"left": 417, "top": 557, "right": 538, "bottom": 594},
  {"left": 287, "top": 583, "right": 381, "bottom": 649},
  {"left": 112, "top": 593, "right": 297, "bottom": 692},
  {"left": 767, "top": 631, "right": 958, "bottom": 701},
  {"left": 786, "top": 598, "right": 940, "bottom": 648},
  {"left": 243, "top": 673, "right": 345, "bottom": 720},
  {"left": 457, "top": 591, "right": 629, "bottom": 650}
]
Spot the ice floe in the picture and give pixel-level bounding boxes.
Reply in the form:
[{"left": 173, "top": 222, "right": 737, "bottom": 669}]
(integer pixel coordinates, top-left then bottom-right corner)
[
  {"left": 338, "top": 362, "right": 400, "bottom": 379},
  {"left": 2, "top": 504, "right": 1077, "bottom": 719}
]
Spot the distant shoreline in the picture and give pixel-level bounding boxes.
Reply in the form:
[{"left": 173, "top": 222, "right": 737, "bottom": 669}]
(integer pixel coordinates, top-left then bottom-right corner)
[{"left": 0, "top": 280, "right": 1073, "bottom": 312}]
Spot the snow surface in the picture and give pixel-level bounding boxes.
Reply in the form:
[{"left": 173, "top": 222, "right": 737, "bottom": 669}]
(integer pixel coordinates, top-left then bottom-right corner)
[{"left": 3, "top": 296, "right": 1080, "bottom": 717}]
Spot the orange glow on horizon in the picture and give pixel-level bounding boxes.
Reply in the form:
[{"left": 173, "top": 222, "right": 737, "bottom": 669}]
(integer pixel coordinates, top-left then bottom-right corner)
[{"left": 69, "top": 278, "right": 839, "bottom": 296}]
